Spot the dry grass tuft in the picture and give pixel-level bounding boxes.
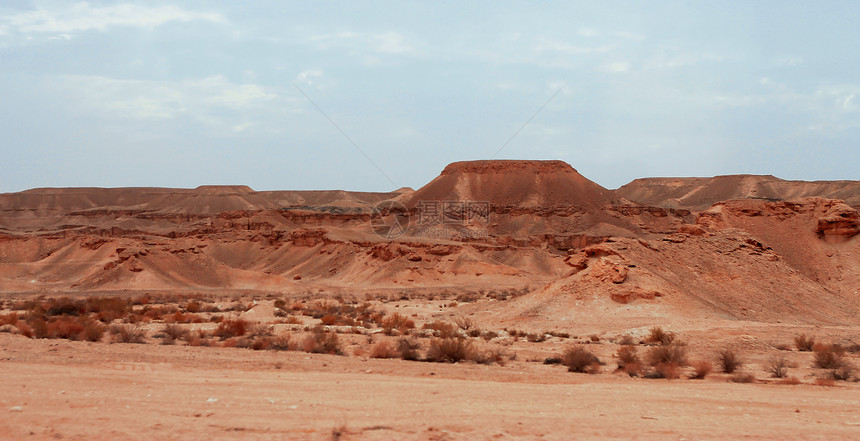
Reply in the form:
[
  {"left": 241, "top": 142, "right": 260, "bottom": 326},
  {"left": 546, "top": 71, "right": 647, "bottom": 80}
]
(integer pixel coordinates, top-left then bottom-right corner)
[
  {"left": 794, "top": 334, "right": 815, "bottom": 352},
  {"left": 766, "top": 355, "right": 789, "bottom": 378},
  {"left": 689, "top": 360, "right": 713, "bottom": 379},
  {"left": 615, "top": 345, "right": 642, "bottom": 377},
  {"left": 214, "top": 318, "right": 249, "bottom": 340},
  {"left": 812, "top": 343, "right": 846, "bottom": 369},
  {"left": 109, "top": 324, "right": 146, "bottom": 344},
  {"left": 645, "top": 327, "right": 676, "bottom": 346},
  {"left": 370, "top": 340, "right": 399, "bottom": 359},
  {"left": 396, "top": 338, "right": 422, "bottom": 361},
  {"left": 426, "top": 337, "right": 474, "bottom": 363},
  {"left": 730, "top": 373, "right": 756, "bottom": 383},
  {"left": 562, "top": 345, "right": 601, "bottom": 374},
  {"left": 301, "top": 327, "right": 343, "bottom": 355},
  {"left": 717, "top": 348, "right": 743, "bottom": 373}
]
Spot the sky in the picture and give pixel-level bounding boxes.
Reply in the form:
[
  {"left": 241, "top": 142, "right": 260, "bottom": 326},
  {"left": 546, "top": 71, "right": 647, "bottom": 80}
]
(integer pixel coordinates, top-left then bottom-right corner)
[{"left": 1, "top": 1, "right": 858, "bottom": 193}]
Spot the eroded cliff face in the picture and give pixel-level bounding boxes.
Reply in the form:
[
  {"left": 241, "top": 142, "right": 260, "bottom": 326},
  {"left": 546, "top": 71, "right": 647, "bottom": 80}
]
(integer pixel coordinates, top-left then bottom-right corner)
[{"left": 1, "top": 161, "right": 857, "bottom": 325}]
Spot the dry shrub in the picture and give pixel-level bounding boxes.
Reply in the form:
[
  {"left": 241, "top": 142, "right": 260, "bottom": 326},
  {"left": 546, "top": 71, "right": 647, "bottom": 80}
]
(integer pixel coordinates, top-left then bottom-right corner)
[
  {"left": 0, "top": 312, "right": 19, "bottom": 326},
  {"left": 454, "top": 316, "right": 473, "bottom": 331},
  {"left": 271, "top": 333, "right": 291, "bottom": 351},
  {"left": 29, "top": 317, "right": 48, "bottom": 339},
  {"left": 423, "top": 321, "right": 457, "bottom": 338},
  {"left": 812, "top": 343, "right": 846, "bottom": 369},
  {"left": 381, "top": 313, "right": 415, "bottom": 334},
  {"left": 717, "top": 348, "right": 743, "bottom": 373},
  {"left": 562, "top": 345, "right": 601, "bottom": 374},
  {"left": 426, "top": 337, "right": 474, "bottom": 363},
  {"left": 472, "top": 347, "right": 507, "bottom": 366},
  {"left": 618, "top": 334, "right": 636, "bottom": 346},
  {"left": 396, "top": 338, "right": 421, "bottom": 361},
  {"left": 481, "top": 331, "right": 498, "bottom": 341},
  {"left": 15, "top": 321, "right": 33, "bottom": 338},
  {"left": 547, "top": 330, "right": 571, "bottom": 339},
  {"left": 251, "top": 337, "right": 271, "bottom": 351},
  {"left": 109, "top": 324, "right": 146, "bottom": 344},
  {"left": 214, "top": 318, "right": 249, "bottom": 340},
  {"left": 814, "top": 378, "right": 836, "bottom": 387},
  {"left": 282, "top": 315, "right": 303, "bottom": 325},
  {"left": 615, "top": 345, "right": 641, "bottom": 376},
  {"left": 46, "top": 316, "right": 85, "bottom": 340},
  {"left": 526, "top": 333, "right": 547, "bottom": 343},
  {"left": 183, "top": 329, "right": 211, "bottom": 347},
  {"left": 690, "top": 360, "right": 713, "bottom": 379},
  {"left": 646, "top": 326, "right": 676, "bottom": 345},
  {"left": 370, "top": 340, "right": 398, "bottom": 359},
  {"left": 184, "top": 301, "right": 202, "bottom": 313},
  {"left": 794, "top": 334, "right": 815, "bottom": 352},
  {"left": 320, "top": 314, "right": 338, "bottom": 326},
  {"left": 730, "top": 373, "right": 756, "bottom": 383},
  {"left": 301, "top": 328, "right": 343, "bottom": 355},
  {"left": 647, "top": 342, "right": 687, "bottom": 367},
  {"left": 830, "top": 362, "right": 856, "bottom": 381},
  {"left": 221, "top": 337, "right": 238, "bottom": 348},
  {"left": 766, "top": 355, "right": 789, "bottom": 378},
  {"left": 45, "top": 297, "right": 83, "bottom": 317},
  {"left": 82, "top": 318, "right": 104, "bottom": 342},
  {"left": 86, "top": 296, "right": 130, "bottom": 322},
  {"left": 645, "top": 342, "right": 687, "bottom": 379},
  {"left": 162, "top": 323, "right": 188, "bottom": 341},
  {"left": 648, "top": 363, "right": 682, "bottom": 379},
  {"left": 773, "top": 343, "right": 792, "bottom": 351}
]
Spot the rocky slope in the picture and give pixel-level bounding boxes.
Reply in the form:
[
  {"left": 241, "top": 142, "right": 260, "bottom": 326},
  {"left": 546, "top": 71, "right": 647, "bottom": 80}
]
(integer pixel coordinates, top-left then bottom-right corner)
[{"left": 0, "top": 160, "right": 857, "bottom": 325}]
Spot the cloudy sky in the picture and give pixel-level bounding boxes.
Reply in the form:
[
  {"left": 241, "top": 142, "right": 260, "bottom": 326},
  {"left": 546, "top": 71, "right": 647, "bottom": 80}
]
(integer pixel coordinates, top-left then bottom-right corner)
[{"left": 1, "top": 1, "right": 858, "bottom": 193}]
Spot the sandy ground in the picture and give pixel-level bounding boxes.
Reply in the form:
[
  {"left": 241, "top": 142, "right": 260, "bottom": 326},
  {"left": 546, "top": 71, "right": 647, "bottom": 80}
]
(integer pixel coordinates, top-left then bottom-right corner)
[{"left": 2, "top": 333, "right": 859, "bottom": 441}]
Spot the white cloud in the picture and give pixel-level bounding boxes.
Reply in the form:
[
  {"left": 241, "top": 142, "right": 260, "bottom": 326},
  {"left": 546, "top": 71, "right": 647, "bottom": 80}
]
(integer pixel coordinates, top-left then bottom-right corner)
[
  {"left": 373, "top": 31, "right": 411, "bottom": 54},
  {"left": 307, "top": 30, "right": 415, "bottom": 56},
  {"left": 773, "top": 56, "right": 803, "bottom": 67},
  {"left": 50, "top": 75, "right": 279, "bottom": 123},
  {"left": 534, "top": 37, "right": 615, "bottom": 55},
  {"left": 603, "top": 61, "right": 631, "bottom": 73},
  {"left": 296, "top": 69, "right": 328, "bottom": 89},
  {"left": 1, "top": 2, "right": 225, "bottom": 34},
  {"left": 644, "top": 51, "right": 725, "bottom": 69}
]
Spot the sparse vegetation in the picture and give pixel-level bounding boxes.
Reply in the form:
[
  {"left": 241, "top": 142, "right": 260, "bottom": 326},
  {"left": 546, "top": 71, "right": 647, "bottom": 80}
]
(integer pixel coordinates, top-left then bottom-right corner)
[
  {"left": 426, "top": 337, "right": 474, "bottom": 363},
  {"left": 396, "top": 338, "right": 422, "bottom": 361},
  {"left": 830, "top": 362, "right": 855, "bottom": 381},
  {"left": 717, "top": 348, "right": 743, "bottom": 373},
  {"left": 615, "top": 345, "right": 642, "bottom": 377},
  {"left": 214, "top": 318, "right": 249, "bottom": 340},
  {"left": 812, "top": 343, "right": 846, "bottom": 369},
  {"left": 645, "top": 342, "right": 687, "bottom": 379},
  {"left": 766, "top": 355, "right": 789, "bottom": 378},
  {"left": 109, "top": 324, "right": 146, "bottom": 344},
  {"left": 301, "top": 327, "right": 343, "bottom": 355},
  {"left": 730, "top": 373, "right": 756, "bottom": 383},
  {"left": 794, "top": 334, "right": 815, "bottom": 352},
  {"left": 561, "top": 345, "right": 600, "bottom": 374},
  {"left": 689, "top": 360, "right": 712, "bottom": 379},
  {"left": 370, "top": 340, "right": 398, "bottom": 359},
  {"left": 645, "top": 326, "right": 676, "bottom": 346}
]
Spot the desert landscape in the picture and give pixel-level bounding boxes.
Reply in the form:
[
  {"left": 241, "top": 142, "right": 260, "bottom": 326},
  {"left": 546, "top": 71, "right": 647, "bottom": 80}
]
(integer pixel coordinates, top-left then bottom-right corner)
[{"left": 1, "top": 159, "right": 858, "bottom": 440}]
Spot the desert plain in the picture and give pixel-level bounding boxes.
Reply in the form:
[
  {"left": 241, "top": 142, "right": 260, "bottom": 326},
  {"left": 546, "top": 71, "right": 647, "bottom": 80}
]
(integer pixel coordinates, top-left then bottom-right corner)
[{"left": 1, "top": 160, "right": 858, "bottom": 440}]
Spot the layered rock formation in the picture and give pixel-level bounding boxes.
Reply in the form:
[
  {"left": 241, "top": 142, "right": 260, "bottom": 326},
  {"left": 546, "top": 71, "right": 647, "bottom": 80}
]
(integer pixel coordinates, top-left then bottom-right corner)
[{"left": 1, "top": 160, "right": 857, "bottom": 325}]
